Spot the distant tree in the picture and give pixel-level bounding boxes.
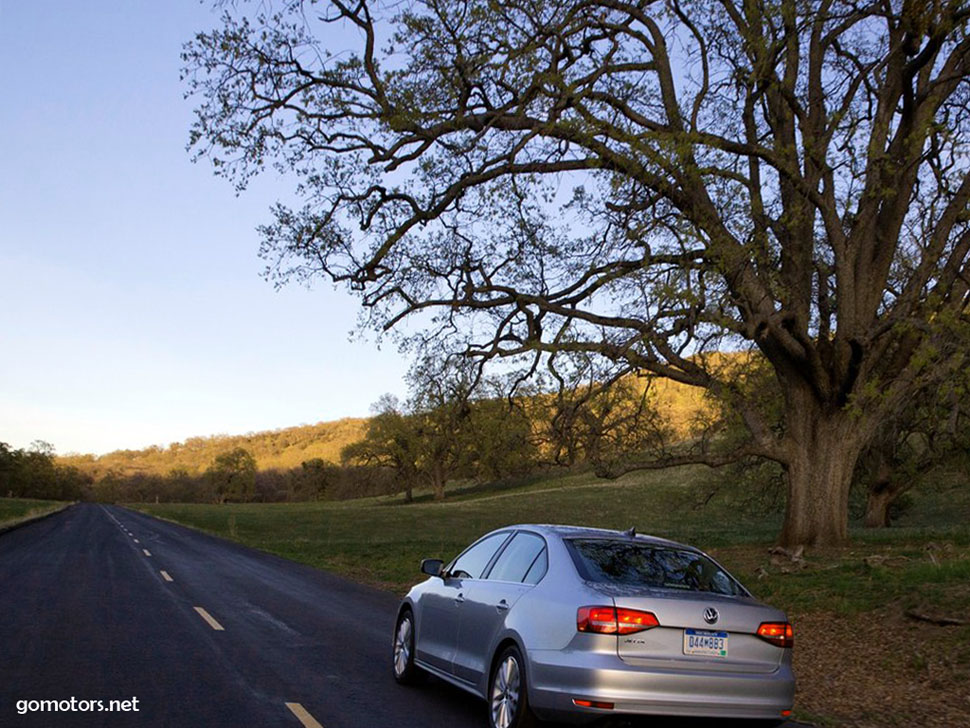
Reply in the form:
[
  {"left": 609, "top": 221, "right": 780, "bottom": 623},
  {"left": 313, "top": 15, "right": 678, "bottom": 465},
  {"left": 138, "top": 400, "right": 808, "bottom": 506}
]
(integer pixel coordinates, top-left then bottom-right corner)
[
  {"left": 52, "top": 465, "right": 91, "bottom": 501},
  {"left": 293, "top": 458, "right": 333, "bottom": 500},
  {"left": 342, "top": 395, "right": 423, "bottom": 502},
  {"left": 540, "top": 355, "right": 674, "bottom": 475},
  {"left": 857, "top": 363, "right": 970, "bottom": 527},
  {"left": 9, "top": 446, "right": 54, "bottom": 498},
  {"left": 28, "top": 440, "right": 55, "bottom": 457},
  {"left": 406, "top": 356, "right": 478, "bottom": 499},
  {"left": 254, "top": 468, "right": 289, "bottom": 502},
  {"left": 0, "top": 442, "right": 16, "bottom": 498},
  {"left": 167, "top": 468, "right": 206, "bottom": 503},
  {"left": 465, "top": 390, "right": 538, "bottom": 481},
  {"left": 343, "top": 356, "right": 526, "bottom": 500},
  {"left": 206, "top": 447, "right": 257, "bottom": 503},
  {"left": 89, "top": 469, "right": 126, "bottom": 503},
  {"left": 0, "top": 441, "right": 87, "bottom": 501}
]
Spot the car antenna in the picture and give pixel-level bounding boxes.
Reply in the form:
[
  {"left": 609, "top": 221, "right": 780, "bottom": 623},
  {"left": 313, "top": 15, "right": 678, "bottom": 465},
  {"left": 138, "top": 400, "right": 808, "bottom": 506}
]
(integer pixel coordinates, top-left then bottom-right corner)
[{"left": 624, "top": 526, "right": 637, "bottom": 538}]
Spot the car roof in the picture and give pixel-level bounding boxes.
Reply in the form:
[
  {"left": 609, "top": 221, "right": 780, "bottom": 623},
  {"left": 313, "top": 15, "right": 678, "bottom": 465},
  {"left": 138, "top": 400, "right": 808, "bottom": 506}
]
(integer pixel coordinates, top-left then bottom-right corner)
[{"left": 509, "top": 524, "right": 698, "bottom": 551}]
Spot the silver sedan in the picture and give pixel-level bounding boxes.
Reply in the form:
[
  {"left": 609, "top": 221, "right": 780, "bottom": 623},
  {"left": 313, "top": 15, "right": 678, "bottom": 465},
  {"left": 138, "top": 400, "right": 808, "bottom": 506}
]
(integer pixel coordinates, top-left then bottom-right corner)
[{"left": 392, "top": 524, "right": 795, "bottom": 727}]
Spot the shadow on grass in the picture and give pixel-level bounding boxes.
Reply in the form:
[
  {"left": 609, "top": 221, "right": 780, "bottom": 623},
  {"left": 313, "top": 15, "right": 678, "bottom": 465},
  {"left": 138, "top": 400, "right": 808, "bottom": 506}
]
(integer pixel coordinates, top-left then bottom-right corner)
[{"left": 378, "top": 470, "right": 582, "bottom": 506}]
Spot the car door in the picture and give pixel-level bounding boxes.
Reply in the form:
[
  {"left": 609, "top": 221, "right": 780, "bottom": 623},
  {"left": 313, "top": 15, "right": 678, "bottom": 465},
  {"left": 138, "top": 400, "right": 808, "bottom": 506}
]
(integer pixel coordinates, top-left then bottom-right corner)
[
  {"left": 416, "top": 531, "right": 511, "bottom": 675},
  {"left": 452, "top": 532, "right": 548, "bottom": 685}
]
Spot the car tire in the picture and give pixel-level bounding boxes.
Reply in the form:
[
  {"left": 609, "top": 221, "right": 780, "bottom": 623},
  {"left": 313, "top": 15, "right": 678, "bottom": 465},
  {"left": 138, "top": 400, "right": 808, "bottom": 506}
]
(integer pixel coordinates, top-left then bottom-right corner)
[
  {"left": 392, "top": 608, "right": 422, "bottom": 685},
  {"left": 488, "top": 645, "right": 537, "bottom": 728}
]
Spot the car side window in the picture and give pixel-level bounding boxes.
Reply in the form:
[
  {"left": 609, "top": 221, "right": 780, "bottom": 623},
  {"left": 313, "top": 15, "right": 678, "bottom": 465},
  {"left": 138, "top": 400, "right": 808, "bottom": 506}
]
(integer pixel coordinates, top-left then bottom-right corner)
[
  {"left": 448, "top": 533, "right": 511, "bottom": 579},
  {"left": 486, "top": 532, "right": 547, "bottom": 584},
  {"left": 522, "top": 548, "right": 548, "bottom": 585}
]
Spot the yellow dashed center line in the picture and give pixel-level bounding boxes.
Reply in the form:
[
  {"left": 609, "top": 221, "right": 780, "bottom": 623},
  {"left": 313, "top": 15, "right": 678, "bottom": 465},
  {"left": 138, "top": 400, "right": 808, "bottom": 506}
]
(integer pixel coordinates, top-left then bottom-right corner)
[
  {"left": 193, "top": 606, "right": 225, "bottom": 631},
  {"left": 143, "top": 549, "right": 152, "bottom": 557},
  {"left": 285, "top": 702, "right": 323, "bottom": 728},
  {"left": 160, "top": 570, "right": 173, "bottom": 582}
]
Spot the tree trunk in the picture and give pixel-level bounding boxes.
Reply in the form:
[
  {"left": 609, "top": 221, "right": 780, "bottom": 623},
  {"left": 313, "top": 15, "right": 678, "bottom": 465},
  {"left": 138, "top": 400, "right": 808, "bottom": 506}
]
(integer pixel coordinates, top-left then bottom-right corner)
[
  {"left": 778, "top": 387, "right": 868, "bottom": 547},
  {"left": 431, "top": 462, "right": 446, "bottom": 500},
  {"left": 864, "top": 479, "right": 910, "bottom": 528},
  {"left": 864, "top": 485, "right": 894, "bottom": 528},
  {"left": 861, "top": 439, "right": 924, "bottom": 527}
]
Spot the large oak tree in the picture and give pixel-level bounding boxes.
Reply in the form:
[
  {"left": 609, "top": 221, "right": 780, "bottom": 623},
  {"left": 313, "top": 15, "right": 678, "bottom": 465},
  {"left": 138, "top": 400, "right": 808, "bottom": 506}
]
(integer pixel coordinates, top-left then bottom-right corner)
[{"left": 186, "top": 0, "right": 970, "bottom": 546}]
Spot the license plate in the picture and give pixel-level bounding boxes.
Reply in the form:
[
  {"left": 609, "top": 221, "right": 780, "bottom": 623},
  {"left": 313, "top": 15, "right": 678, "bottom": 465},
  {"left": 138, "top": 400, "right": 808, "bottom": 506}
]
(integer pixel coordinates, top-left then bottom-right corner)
[{"left": 683, "top": 629, "right": 728, "bottom": 657}]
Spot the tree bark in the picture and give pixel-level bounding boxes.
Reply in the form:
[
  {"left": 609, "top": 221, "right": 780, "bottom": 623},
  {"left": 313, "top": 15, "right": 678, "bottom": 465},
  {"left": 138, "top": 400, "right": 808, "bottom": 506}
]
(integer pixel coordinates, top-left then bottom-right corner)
[
  {"left": 864, "top": 486, "right": 895, "bottom": 528},
  {"left": 778, "top": 386, "right": 867, "bottom": 547},
  {"left": 431, "top": 462, "right": 446, "bottom": 501},
  {"left": 864, "top": 478, "right": 912, "bottom": 528},
  {"left": 861, "top": 440, "right": 926, "bottom": 527}
]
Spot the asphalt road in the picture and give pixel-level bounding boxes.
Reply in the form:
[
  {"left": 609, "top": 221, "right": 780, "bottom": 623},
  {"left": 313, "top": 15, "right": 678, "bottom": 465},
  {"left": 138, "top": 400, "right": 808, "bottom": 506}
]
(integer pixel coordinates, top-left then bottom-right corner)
[
  {"left": 0, "top": 503, "right": 484, "bottom": 727},
  {"left": 0, "top": 504, "right": 809, "bottom": 728}
]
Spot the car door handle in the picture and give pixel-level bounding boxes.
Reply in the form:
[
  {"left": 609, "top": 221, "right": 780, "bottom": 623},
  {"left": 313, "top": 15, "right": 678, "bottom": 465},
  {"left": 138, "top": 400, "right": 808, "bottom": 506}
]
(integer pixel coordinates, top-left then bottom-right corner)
[
  {"left": 496, "top": 599, "right": 509, "bottom": 612},
  {"left": 454, "top": 593, "right": 465, "bottom": 605}
]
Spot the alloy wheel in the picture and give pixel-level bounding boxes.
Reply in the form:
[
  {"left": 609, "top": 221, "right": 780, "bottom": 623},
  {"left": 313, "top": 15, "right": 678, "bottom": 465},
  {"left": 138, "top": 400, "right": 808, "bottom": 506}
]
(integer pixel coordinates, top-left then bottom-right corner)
[
  {"left": 393, "top": 615, "right": 412, "bottom": 678},
  {"left": 490, "top": 654, "right": 521, "bottom": 728}
]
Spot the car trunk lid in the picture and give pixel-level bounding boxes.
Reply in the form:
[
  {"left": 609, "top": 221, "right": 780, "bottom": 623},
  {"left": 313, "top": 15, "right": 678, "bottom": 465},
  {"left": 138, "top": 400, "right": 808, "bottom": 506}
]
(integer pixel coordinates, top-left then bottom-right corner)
[{"left": 595, "top": 584, "right": 787, "bottom": 674}]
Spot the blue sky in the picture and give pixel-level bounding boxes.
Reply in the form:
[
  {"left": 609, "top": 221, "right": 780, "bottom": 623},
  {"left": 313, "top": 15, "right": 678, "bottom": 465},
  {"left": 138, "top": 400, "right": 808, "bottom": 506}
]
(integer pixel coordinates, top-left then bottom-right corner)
[{"left": 0, "top": 1, "right": 408, "bottom": 455}]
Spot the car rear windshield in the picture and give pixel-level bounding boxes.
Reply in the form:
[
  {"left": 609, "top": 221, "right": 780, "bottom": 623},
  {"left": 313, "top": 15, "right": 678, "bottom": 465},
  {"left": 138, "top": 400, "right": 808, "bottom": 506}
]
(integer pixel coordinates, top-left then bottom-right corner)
[{"left": 566, "top": 539, "right": 745, "bottom": 596}]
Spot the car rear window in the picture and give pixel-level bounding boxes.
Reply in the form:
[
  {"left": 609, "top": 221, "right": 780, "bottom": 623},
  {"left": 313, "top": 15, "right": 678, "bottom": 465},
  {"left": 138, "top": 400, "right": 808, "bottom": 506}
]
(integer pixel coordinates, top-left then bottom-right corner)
[{"left": 566, "top": 539, "right": 744, "bottom": 596}]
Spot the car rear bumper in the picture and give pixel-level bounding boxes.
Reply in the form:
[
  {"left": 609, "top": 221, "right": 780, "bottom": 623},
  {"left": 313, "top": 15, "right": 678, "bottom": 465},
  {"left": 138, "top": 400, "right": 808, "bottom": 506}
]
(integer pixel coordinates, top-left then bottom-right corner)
[{"left": 527, "top": 648, "right": 795, "bottom": 724}]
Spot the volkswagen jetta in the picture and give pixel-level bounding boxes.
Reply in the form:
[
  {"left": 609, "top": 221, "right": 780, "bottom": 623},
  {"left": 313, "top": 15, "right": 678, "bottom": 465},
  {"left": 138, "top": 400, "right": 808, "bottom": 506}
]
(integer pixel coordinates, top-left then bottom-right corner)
[{"left": 392, "top": 524, "right": 795, "bottom": 727}]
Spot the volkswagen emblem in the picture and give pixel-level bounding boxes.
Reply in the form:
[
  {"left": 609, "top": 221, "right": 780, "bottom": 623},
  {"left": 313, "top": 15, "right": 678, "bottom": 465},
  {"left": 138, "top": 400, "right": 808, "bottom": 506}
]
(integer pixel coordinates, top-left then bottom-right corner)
[{"left": 703, "top": 607, "right": 719, "bottom": 625}]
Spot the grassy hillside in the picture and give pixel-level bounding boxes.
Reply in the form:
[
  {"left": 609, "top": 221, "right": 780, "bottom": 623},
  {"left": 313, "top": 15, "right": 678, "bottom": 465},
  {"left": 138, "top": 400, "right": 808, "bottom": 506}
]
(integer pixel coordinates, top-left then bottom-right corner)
[
  {"left": 55, "top": 373, "right": 714, "bottom": 483},
  {"left": 646, "top": 375, "right": 710, "bottom": 436},
  {"left": 58, "top": 418, "right": 368, "bottom": 479},
  {"left": 138, "top": 467, "right": 970, "bottom": 728}
]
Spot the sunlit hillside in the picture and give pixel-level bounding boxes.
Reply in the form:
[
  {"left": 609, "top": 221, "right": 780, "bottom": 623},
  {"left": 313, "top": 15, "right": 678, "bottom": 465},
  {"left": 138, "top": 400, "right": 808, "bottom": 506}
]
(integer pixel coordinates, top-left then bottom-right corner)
[
  {"left": 57, "top": 368, "right": 721, "bottom": 480},
  {"left": 640, "top": 351, "right": 749, "bottom": 438},
  {"left": 646, "top": 377, "right": 710, "bottom": 437},
  {"left": 58, "top": 418, "right": 369, "bottom": 479}
]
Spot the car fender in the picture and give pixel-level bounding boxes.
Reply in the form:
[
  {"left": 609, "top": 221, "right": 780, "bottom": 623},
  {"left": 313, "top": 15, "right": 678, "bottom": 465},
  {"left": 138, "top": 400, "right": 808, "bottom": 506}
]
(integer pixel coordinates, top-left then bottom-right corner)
[{"left": 479, "top": 625, "right": 530, "bottom": 698}]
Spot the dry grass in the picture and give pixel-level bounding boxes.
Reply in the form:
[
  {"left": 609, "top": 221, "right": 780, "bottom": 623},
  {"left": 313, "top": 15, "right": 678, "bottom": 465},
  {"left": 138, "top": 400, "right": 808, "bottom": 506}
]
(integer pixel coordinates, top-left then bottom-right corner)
[
  {"left": 0, "top": 498, "right": 69, "bottom": 529},
  {"left": 57, "top": 417, "right": 369, "bottom": 477}
]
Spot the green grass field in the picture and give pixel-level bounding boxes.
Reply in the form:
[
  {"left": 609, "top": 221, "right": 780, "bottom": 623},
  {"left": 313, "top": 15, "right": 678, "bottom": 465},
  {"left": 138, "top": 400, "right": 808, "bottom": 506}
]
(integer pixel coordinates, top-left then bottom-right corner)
[
  {"left": 140, "top": 466, "right": 769, "bottom": 591},
  {"left": 136, "top": 468, "right": 970, "bottom": 727},
  {"left": 136, "top": 466, "right": 970, "bottom": 602},
  {"left": 0, "top": 497, "right": 66, "bottom": 528}
]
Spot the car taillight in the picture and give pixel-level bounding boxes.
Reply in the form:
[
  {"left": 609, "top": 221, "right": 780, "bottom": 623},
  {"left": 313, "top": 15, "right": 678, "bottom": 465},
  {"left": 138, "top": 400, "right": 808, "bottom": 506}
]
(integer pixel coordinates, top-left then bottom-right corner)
[
  {"left": 757, "top": 621, "right": 794, "bottom": 648},
  {"left": 577, "top": 606, "right": 659, "bottom": 635}
]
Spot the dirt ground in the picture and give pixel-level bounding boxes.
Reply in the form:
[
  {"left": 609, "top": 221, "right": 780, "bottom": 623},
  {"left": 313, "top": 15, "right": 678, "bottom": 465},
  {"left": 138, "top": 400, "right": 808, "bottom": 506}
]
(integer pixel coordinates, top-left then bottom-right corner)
[
  {"left": 702, "top": 542, "right": 970, "bottom": 727},
  {"left": 792, "top": 609, "right": 970, "bottom": 727}
]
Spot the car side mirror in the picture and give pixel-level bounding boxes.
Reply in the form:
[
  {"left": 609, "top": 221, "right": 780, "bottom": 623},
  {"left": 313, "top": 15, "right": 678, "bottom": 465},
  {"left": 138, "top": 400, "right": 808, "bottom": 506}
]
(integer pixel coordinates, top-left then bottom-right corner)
[{"left": 421, "top": 558, "right": 444, "bottom": 577}]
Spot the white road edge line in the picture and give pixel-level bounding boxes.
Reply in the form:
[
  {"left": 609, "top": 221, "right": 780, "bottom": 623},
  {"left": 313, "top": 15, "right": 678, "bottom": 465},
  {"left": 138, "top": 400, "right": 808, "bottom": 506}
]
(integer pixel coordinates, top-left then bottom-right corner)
[
  {"left": 160, "top": 570, "right": 173, "bottom": 582},
  {"left": 285, "top": 702, "right": 324, "bottom": 728},
  {"left": 193, "top": 606, "right": 225, "bottom": 631},
  {"left": 143, "top": 549, "right": 152, "bottom": 556}
]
